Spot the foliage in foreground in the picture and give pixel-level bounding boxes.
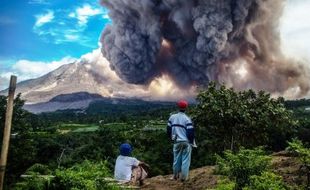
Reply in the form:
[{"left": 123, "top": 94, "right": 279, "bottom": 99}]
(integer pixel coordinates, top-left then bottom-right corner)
[
  {"left": 214, "top": 179, "right": 236, "bottom": 190},
  {"left": 216, "top": 148, "right": 272, "bottom": 189},
  {"left": 14, "top": 160, "right": 120, "bottom": 190},
  {"left": 243, "top": 171, "right": 288, "bottom": 190},
  {"left": 215, "top": 172, "right": 288, "bottom": 190},
  {"left": 286, "top": 138, "right": 310, "bottom": 189}
]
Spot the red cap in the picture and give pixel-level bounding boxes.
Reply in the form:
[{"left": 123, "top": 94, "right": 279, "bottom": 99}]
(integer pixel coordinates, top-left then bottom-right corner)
[{"left": 177, "top": 100, "right": 188, "bottom": 110}]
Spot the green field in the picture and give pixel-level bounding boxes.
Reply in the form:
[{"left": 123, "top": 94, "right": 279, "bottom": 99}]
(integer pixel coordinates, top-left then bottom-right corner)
[
  {"left": 72, "top": 126, "right": 99, "bottom": 132},
  {"left": 55, "top": 120, "right": 166, "bottom": 133},
  {"left": 57, "top": 123, "right": 99, "bottom": 133}
]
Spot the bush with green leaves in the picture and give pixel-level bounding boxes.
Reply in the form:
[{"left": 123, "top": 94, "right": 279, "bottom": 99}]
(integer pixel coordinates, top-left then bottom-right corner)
[
  {"left": 243, "top": 172, "right": 288, "bottom": 190},
  {"left": 214, "top": 179, "right": 236, "bottom": 190},
  {"left": 214, "top": 172, "right": 288, "bottom": 190},
  {"left": 13, "top": 161, "right": 120, "bottom": 190},
  {"left": 52, "top": 160, "right": 118, "bottom": 190},
  {"left": 286, "top": 138, "right": 310, "bottom": 188},
  {"left": 13, "top": 164, "right": 53, "bottom": 190},
  {"left": 24, "top": 163, "right": 52, "bottom": 175},
  {"left": 193, "top": 82, "right": 297, "bottom": 152},
  {"left": 13, "top": 175, "right": 50, "bottom": 190},
  {"left": 216, "top": 148, "right": 271, "bottom": 189}
]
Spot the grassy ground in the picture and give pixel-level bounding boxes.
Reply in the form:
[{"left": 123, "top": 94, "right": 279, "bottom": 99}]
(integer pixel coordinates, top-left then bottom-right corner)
[
  {"left": 57, "top": 123, "right": 99, "bottom": 133},
  {"left": 72, "top": 126, "right": 99, "bottom": 132},
  {"left": 55, "top": 120, "right": 166, "bottom": 133}
]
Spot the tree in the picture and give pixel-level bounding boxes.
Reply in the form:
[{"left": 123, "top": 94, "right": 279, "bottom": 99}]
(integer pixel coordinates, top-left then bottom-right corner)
[
  {"left": 193, "top": 82, "right": 297, "bottom": 152},
  {"left": 0, "top": 94, "right": 38, "bottom": 187}
]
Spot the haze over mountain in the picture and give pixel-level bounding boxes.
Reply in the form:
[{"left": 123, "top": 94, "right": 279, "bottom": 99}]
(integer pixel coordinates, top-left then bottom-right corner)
[{"left": 0, "top": 49, "right": 195, "bottom": 105}]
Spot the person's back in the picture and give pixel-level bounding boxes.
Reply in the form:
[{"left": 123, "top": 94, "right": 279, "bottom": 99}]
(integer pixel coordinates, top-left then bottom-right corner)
[
  {"left": 168, "top": 112, "right": 193, "bottom": 143},
  {"left": 114, "top": 155, "right": 139, "bottom": 182},
  {"left": 114, "top": 143, "right": 148, "bottom": 185},
  {"left": 167, "top": 100, "right": 195, "bottom": 181}
]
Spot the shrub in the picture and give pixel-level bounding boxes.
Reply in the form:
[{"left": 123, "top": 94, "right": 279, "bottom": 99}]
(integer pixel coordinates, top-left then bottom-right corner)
[
  {"left": 13, "top": 176, "right": 50, "bottom": 190},
  {"left": 13, "top": 161, "right": 122, "bottom": 190},
  {"left": 286, "top": 139, "right": 310, "bottom": 189},
  {"left": 243, "top": 172, "right": 288, "bottom": 190},
  {"left": 52, "top": 160, "right": 117, "bottom": 190},
  {"left": 216, "top": 148, "right": 271, "bottom": 189},
  {"left": 24, "top": 163, "right": 52, "bottom": 175},
  {"left": 214, "top": 179, "right": 236, "bottom": 190},
  {"left": 13, "top": 164, "right": 52, "bottom": 190}
]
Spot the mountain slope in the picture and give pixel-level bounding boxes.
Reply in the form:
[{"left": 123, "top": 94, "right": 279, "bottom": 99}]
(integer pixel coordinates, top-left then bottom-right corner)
[
  {"left": 22, "top": 92, "right": 104, "bottom": 113},
  {"left": 23, "top": 91, "right": 175, "bottom": 113},
  {"left": 0, "top": 54, "right": 152, "bottom": 104},
  {"left": 0, "top": 50, "right": 195, "bottom": 105}
]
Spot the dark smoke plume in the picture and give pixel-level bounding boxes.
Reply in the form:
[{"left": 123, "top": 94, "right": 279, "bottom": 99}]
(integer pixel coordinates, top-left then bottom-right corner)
[{"left": 100, "top": 0, "right": 310, "bottom": 97}]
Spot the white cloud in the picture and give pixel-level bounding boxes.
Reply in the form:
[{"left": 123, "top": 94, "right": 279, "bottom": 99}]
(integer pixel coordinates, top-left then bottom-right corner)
[
  {"left": 102, "top": 9, "right": 110, "bottom": 20},
  {"left": 0, "top": 57, "right": 77, "bottom": 90},
  {"left": 75, "top": 4, "right": 102, "bottom": 25},
  {"left": 280, "top": 0, "right": 310, "bottom": 61},
  {"left": 0, "top": 75, "right": 10, "bottom": 90},
  {"left": 33, "top": 5, "right": 108, "bottom": 47},
  {"left": 34, "top": 10, "right": 54, "bottom": 27},
  {"left": 33, "top": 25, "right": 82, "bottom": 43},
  {"left": 65, "top": 34, "right": 80, "bottom": 41},
  {"left": 12, "top": 57, "right": 77, "bottom": 78},
  {"left": 68, "top": 12, "right": 75, "bottom": 18},
  {"left": 102, "top": 14, "right": 109, "bottom": 20}
]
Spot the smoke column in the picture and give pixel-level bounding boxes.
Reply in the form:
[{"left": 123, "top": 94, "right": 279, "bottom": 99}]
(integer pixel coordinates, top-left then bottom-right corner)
[{"left": 100, "top": 0, "right": 310, "bottom": 98}]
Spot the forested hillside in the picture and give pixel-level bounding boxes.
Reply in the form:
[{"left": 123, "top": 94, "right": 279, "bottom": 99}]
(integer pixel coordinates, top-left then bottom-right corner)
[{"left": 0, "top": 83, "right": 309, "bottom": 189}]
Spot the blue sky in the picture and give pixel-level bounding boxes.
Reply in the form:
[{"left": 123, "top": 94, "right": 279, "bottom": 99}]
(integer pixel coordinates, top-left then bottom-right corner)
[
  {"left": 0, "top": 0, "right": 110, "bottom": 61},
  {"left": 0, "top": 0, "right": 111, "bottom": 89},
  {"left": 0, "top": 0, "right": 310, "bottom": 90}
]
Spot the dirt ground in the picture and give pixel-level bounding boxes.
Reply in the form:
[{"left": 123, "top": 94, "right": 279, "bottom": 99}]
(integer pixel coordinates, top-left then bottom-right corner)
[
  {"left": 271, "top": 151, "right": 307, "bottom": 189},
  {"left": 139, "top": 151, "right": 307, "bottom": 190},
  {"left": 140, "top": 166, "right": 220, "bottom": 190}
]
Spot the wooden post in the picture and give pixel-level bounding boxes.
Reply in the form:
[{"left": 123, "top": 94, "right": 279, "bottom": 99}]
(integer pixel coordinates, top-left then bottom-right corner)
[{"left": 0, "top": 75, "right": 17, "bottom": 190}]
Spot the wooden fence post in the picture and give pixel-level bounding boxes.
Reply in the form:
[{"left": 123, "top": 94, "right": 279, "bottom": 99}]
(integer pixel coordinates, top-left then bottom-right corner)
[{"left": 0, "top": 75, "right": 17, "bottom": 190}]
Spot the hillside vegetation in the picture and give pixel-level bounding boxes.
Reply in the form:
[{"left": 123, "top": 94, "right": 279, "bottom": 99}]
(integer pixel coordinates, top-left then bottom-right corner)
[{"left": 0, "top": 82, "right": 309, "bottom": 189}]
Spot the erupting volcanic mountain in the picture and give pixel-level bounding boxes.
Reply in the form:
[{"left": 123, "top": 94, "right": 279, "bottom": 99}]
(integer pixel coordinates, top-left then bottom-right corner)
[{"left": 0, "top": 50, "right": 194, "bottom": 112}]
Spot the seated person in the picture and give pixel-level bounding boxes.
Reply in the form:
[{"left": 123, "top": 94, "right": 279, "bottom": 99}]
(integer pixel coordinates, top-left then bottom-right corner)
[{"left": 114, "top": 143, "right": 149, "bottom": 185}]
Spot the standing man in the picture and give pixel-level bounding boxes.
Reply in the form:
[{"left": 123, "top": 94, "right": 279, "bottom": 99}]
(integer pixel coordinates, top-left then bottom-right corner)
[{"left": 167, "top": 100, "right": 195, "bottom": 182}]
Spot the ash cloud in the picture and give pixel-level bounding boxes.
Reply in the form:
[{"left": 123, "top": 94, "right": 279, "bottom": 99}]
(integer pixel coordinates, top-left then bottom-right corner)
[{"left": 100, "top": 0, "right": 310, "bottom": 98}]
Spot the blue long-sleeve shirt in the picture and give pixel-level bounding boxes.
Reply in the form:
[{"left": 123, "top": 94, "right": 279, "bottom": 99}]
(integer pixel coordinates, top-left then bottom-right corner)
[{"left": 167, "top": 112, "right": 194, "bottom": 144}]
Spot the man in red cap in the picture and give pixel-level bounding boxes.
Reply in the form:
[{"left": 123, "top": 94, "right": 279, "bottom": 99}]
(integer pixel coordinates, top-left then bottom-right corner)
[{"left": 167, "top": 100, "right": 195, "bottom": 182}]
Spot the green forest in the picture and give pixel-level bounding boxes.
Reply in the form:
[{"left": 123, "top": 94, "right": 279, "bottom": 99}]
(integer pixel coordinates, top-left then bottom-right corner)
[{"left": 0, "top": 83, "right": 310, "bottom": 190}]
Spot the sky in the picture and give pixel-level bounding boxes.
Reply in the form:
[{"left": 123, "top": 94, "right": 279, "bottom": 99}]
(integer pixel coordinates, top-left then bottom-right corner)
[
  {"left": 0, "top": 0, "right": 110, "bottom": 88},
  {"left": 0, "top": 0, "right": 310, "bottom": 90},
  {"left": 280, "top": 0, "right": 310, "bottom": 61}
]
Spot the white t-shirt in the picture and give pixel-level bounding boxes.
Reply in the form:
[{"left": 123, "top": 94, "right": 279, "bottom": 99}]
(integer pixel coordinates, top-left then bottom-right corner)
[{"left": 114, "top": 155, "right": 140, "bottom": 182}]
